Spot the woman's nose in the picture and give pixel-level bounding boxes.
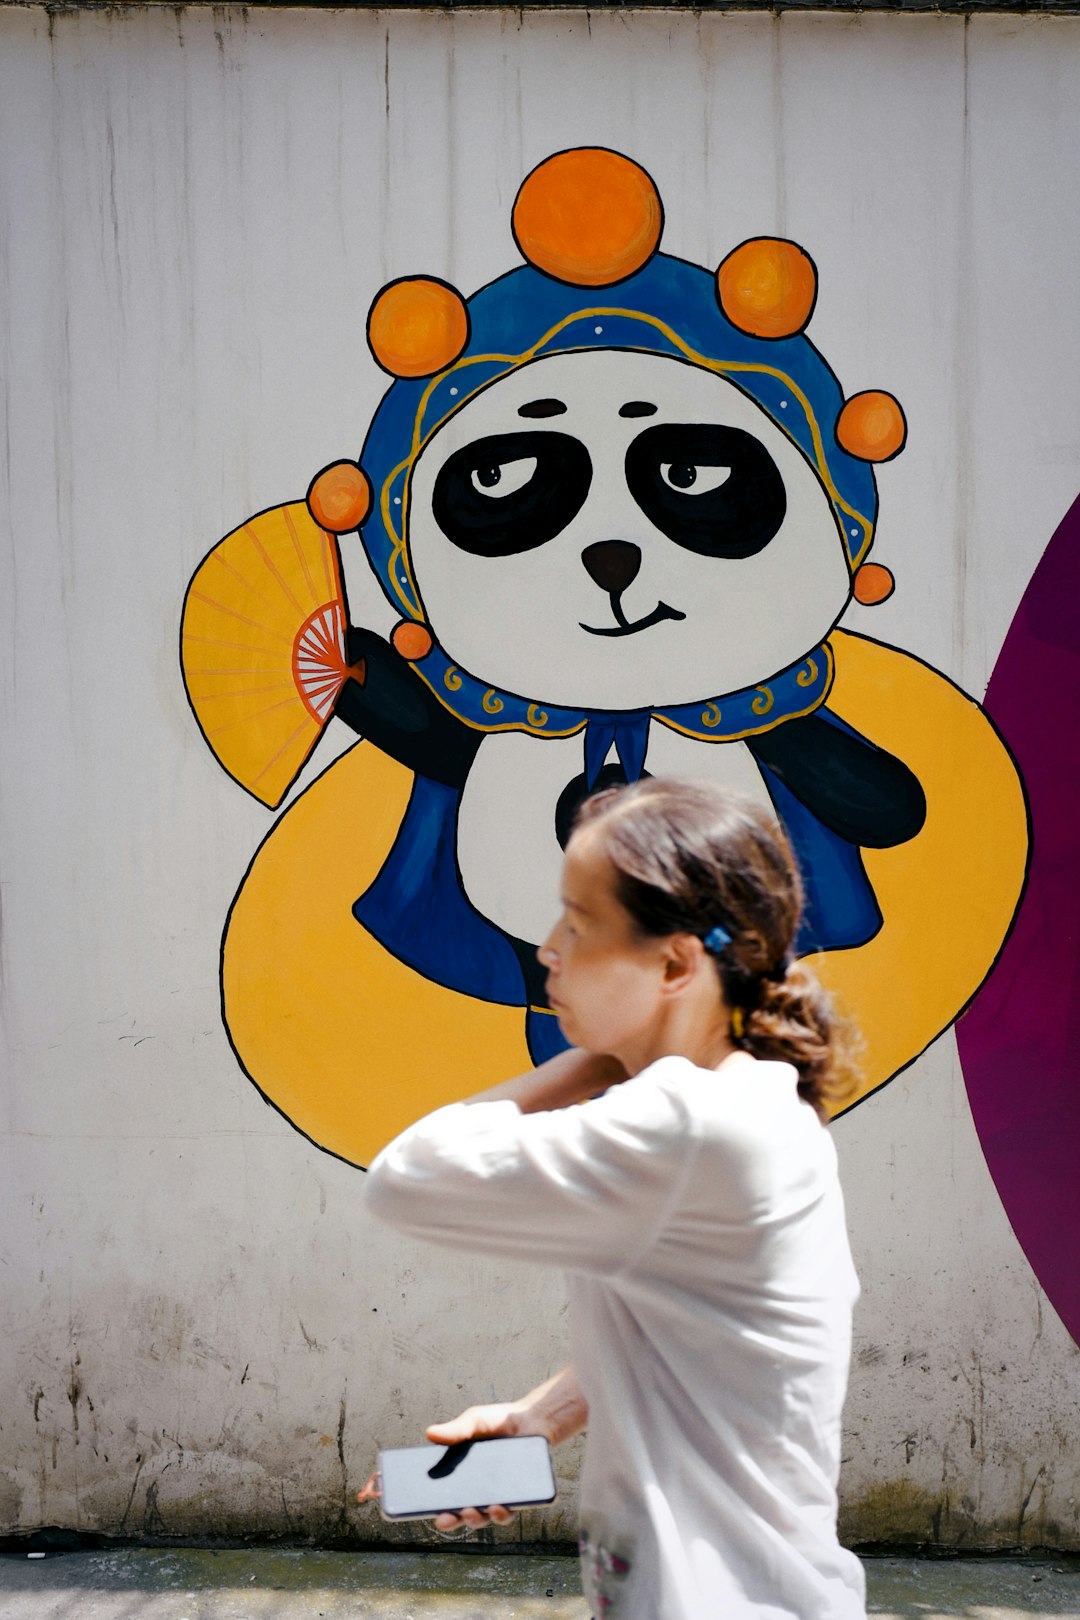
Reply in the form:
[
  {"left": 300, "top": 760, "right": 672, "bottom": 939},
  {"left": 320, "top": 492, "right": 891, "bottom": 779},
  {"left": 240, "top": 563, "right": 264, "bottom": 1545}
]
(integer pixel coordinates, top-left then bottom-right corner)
[{"left": 537, "top": 937, "right": 559, "bottom": 968}]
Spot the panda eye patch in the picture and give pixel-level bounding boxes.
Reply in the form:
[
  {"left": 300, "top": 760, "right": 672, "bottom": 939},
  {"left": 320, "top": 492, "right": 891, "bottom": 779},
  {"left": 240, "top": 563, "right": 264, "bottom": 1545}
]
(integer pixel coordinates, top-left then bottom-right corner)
[
  {"left": 626, "top": 424, "right": 787, "bottom": 558},
  {"left": 432, "top": 431, "right": 592, "bottom": 557}
]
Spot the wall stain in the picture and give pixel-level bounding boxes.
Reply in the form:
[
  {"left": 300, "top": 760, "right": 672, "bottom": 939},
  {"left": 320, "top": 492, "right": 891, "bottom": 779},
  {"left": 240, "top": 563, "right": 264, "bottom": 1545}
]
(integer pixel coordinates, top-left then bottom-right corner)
[
  {"left": 297, "top": 1317, "right": 323, "bottom": 1353},
  {"left": 336, "top": 1390, "right": 348, "bottom": 1530},
  {"left": 842, "top": 1478, "right": 946, "bottom": 1546},
  {"left": 142, "top": 1479, "right": 167, "bottom": 1537},
  {"left": 117, "top": 1454, "right": 145, "bottom": 1534},
  {"left": 843, "top": 1473, "right": 1071, "bottom": 1553},
  {"left": 67, "top": 1353, "right": 81, "bottom": 1441},
  {"left": 1018, "top": 1466, "right": 1049, "bottom": 1545}
]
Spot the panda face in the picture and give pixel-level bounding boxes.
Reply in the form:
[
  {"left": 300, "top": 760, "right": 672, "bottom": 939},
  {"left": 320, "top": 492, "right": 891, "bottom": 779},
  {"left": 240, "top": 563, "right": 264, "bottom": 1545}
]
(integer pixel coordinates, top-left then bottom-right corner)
[{"left": 406, "top": 350, "right": 851, "bottom": 711}]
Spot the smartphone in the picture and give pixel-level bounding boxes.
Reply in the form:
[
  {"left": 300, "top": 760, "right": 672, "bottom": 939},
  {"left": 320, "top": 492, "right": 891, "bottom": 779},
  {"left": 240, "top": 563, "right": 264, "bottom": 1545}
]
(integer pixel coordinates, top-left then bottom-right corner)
[{"left": 377, "top": 1435, "right": 556, "bottom": 1521}]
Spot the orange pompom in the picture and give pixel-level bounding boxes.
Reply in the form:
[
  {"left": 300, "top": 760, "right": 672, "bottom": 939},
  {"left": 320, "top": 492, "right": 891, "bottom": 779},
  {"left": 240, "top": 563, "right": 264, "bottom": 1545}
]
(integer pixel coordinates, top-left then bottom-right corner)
[
  {"left": 716, "top": 239, "right": 817, "bottom": 340},
  {"left": 306, "top": 462, "right": 372, "bottom": 534},
  {"left": 512, "top": 148, "right": 663, "bottom": 288},
  {"left": 391, "top": 621, "right": 434, "bottom": 662},
  {"left": 836, "top": 392, "right": 907, "bottom": 462},
  {"left": 853, "top": 563, "right": 895, "bottom": 606},
  {"left": 367, "top": 278, "right": 470, "bottom": 380}
]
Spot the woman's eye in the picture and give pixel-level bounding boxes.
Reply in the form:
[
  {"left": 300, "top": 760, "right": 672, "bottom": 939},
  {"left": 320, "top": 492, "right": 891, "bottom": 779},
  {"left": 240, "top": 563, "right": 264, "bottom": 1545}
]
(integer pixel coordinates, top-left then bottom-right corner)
[
  {"left": 470, "top": 457, "right": 538, "bottom": 497},
  {"left": 660, "top": 463, "right": 731, "bottom": 493}
]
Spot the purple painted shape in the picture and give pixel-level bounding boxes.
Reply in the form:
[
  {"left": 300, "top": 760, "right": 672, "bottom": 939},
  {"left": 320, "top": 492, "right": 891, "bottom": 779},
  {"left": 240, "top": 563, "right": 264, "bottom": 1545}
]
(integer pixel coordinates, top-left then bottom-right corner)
[{"left": 955, "top": 493, "right": 1080, "bottom": 1346}]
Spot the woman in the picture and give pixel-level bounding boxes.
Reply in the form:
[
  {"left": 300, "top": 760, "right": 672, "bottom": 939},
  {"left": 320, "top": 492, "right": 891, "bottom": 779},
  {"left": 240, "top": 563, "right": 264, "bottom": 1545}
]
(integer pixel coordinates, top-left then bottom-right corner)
[{"left": 364, "top": 779, "right": 866, "bottom": 1619}]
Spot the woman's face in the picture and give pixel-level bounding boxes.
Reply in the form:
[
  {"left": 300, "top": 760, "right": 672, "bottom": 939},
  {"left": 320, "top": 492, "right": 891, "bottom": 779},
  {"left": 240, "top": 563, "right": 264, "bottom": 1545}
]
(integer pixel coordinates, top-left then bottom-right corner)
[{"left": 538, "top": 827, "right": 669, "bottom": 1060}]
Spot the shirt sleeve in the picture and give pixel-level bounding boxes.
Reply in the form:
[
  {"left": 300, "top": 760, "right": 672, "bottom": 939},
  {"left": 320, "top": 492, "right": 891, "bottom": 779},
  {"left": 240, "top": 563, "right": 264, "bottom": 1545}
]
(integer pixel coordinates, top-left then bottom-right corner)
[{"left": 364, "top": 1074, "right": 698, "bottom": 1276}]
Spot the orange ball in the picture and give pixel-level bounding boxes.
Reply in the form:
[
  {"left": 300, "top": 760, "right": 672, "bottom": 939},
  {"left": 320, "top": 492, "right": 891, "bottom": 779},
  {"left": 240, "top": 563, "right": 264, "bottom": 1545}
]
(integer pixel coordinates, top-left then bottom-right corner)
[
  {"left": 306, "top": 462, "right": 372, "bottom": 534},
  {"left": 391, "top": 621, "right": 434, "bottom": 662},
  {"left": 367, "top": 278, "right": 470, "bottom": 380},
  {"left": 836, "top": 392, "right": 907, "bottom": 462},
  {"left": 716, "top": 238, "right": 817, "bottom": 340},
  {"left": 512, "top": 148, "right": 663, "bottom": 288},
  {"left": 853, "top": 562, "right": 895, "bottom": 605}
]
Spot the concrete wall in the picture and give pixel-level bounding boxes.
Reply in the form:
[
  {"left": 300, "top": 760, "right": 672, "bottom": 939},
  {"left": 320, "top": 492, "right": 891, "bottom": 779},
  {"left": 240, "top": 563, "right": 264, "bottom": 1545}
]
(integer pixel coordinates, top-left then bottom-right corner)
[{"left": 2, "top": 3, "right": 1079, "bottom": 1549}]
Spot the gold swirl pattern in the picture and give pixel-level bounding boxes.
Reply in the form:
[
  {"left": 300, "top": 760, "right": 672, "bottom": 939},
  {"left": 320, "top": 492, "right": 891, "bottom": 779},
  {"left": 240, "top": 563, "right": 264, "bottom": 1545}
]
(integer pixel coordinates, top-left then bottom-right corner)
[
  {"left": 751, "top": 686, "right": 775, "bottom": 716},
  {"left": 701, "top": 702, "right": 723, "bottom": 729},
  {"left": 482, "top": 688, "right": 505, "bottom": 714},
  {"left": 795, "top": 658, "right": 818, "bottom": 688},
  {"left": 527, "top": 704, "right": 549, "bottom": 728},
  {"left": 444, "top": 666, "right": 463, "bottom": 692}
]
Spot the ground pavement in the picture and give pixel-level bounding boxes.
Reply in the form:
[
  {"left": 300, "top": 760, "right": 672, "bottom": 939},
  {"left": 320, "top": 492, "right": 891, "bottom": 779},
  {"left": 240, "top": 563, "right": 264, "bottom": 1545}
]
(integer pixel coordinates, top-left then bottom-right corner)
[{"left": 1, "top": 1548, "right": 1080, "bottom": 1619}]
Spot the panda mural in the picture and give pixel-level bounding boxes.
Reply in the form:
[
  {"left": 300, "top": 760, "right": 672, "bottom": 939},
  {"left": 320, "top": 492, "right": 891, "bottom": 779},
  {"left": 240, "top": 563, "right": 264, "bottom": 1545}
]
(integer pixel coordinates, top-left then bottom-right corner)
[{"left": 181, "top": 148, "right": 1028, "bottom": 1167}]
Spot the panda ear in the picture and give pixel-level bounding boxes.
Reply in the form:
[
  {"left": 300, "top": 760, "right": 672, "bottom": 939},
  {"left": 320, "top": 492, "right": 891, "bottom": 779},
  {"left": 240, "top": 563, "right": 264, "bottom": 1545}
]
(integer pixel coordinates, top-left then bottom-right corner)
[
  {"left": 853, "top": 563, "right": 895, "bottom": 605},
  {"left": 836, "top": 392, "right": 907, "bottom": 463},
  {"left": 367, "top": 277, "right": 470, "bottom": 379},
  {"left": 307, "top": 462, "right": 372, "bottom": 534},
  {"left": 391, "top": 621, "right": 435, "bottom": 662},
  {"left": 716, "top": 238, "right": 818, "bottom": 340}
]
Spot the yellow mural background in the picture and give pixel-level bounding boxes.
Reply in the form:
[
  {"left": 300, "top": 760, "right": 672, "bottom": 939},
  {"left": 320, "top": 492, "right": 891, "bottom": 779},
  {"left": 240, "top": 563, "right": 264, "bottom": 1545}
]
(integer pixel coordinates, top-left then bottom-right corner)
[
  {"left": 811, "top": 630, "right": 1027, "bottom": 1107},
  {"left": 222, "top": 743, "right": 533, "bottom": 1165}
]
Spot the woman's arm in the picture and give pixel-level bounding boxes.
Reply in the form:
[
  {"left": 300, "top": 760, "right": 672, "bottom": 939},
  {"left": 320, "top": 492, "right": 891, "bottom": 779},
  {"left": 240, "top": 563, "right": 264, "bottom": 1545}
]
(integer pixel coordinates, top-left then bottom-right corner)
[
  {"left": 464, "top": 1048, "right": 626, "bottom": 1113},
  {"left": 365, "top": 1063, "right": 690, "bottom": 1273}
]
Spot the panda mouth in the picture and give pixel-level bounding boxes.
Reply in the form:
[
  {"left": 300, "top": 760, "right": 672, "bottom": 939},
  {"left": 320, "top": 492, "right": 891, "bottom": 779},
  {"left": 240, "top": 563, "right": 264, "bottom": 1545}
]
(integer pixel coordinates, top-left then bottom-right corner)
[{"left": 581, "top": 595, "right": 687, "bottom": 637}]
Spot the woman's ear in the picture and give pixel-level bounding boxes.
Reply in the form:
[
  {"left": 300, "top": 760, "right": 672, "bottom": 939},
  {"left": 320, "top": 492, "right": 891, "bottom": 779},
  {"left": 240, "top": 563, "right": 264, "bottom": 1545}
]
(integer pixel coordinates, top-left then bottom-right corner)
[{"left": 660, "top": 933, "right": 706, "bottom": 995}]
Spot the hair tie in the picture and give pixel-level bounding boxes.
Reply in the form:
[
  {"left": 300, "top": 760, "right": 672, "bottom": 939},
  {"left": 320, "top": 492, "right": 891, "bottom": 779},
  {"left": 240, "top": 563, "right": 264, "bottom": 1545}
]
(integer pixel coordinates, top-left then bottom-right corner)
[{"left": 702, "top": 924, "right": 732, "bottom": 955}]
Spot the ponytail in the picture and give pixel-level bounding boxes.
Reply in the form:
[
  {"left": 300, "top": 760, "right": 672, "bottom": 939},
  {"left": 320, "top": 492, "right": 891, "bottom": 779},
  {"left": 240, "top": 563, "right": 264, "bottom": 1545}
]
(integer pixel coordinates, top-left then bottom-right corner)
[{"left": 727, "top": 958, "right": 860, "bottom": 1118}]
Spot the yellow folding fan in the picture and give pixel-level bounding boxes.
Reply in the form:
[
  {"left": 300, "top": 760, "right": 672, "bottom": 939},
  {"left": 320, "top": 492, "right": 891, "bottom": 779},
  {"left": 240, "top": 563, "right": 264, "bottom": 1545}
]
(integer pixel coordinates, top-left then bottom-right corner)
[{"left": 180, "top": 503, "right": 354, "bottom": 808}]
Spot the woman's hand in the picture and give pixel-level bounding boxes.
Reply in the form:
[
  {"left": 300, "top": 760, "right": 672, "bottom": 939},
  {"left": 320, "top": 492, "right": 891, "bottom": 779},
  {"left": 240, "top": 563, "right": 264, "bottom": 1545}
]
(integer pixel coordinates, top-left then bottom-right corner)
[
  {"left": 427, "top": 1365, "right": 588, "bottom": 1534},
  {"left": 464, "top": 1049, "right": 626, "bottom": 1114},
  {"left": 356, "top": 1365, "right": 588, "bottom": 1536},
  {"left": 423, "top": 1398, "right": 549, "bottom": 1533},
  {"left": 354, "top": 1399, "right": 536, "bottom": 1533}
]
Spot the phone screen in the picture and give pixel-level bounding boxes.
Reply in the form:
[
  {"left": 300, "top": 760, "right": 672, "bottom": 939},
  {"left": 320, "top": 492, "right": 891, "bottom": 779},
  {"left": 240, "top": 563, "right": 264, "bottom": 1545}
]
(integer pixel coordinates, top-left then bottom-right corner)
[{"left": 378, "top": 1435, "right": 556, "bottom": 1520}]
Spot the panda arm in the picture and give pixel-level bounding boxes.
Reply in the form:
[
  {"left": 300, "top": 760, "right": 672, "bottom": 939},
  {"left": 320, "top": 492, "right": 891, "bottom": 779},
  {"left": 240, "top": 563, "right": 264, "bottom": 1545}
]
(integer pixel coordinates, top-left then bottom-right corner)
[
  {"left": 333, "top": 627, "right": 481, "bottom": 788},
  {"left": 746, "top": 712, "right": 926, "bottom": 848}
]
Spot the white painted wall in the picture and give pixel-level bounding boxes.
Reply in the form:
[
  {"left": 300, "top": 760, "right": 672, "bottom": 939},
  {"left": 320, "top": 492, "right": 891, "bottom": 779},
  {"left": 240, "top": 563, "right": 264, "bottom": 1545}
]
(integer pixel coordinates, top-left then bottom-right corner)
[{"left": 2, "top": 3, "right": 1078, "bottom": 1547}]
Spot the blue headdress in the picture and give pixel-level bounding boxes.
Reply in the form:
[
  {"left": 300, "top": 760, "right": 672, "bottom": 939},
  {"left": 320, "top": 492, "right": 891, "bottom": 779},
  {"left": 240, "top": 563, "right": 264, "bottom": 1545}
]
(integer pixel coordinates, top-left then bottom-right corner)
[{"left": 347, "top": 151, "right": 903, "bottom": 786}]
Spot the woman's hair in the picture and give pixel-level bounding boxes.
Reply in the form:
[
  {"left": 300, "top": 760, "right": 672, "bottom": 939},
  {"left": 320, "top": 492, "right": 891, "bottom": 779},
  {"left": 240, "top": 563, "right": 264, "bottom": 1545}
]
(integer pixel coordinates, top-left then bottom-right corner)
[{"left": 572, "top": 778, "right": 861, "bottom": 1118}]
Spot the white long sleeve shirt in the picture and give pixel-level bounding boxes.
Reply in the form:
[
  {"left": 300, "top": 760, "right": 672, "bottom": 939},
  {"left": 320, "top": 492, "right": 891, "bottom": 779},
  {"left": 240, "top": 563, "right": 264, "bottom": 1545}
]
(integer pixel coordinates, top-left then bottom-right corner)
[{"left": 366, "top": 1051, "right": 865, "bottom": 1620}]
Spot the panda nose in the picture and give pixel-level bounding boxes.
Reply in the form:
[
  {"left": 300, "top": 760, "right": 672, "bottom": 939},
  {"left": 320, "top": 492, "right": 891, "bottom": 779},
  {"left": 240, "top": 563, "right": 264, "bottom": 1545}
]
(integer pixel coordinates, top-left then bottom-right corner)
[{"left": 581, "top": 541, "right": 642, "bottom": 594}]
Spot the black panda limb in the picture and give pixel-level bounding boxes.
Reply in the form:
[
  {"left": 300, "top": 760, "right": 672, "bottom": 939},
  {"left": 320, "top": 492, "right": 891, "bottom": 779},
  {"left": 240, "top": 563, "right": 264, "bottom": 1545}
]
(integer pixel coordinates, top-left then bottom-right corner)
[
  {"left": 334, "top": 627, "right": 481, "bottom": 788},
  {"left": 747, "top": 713, "right": 926, "bottom": 849}
]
